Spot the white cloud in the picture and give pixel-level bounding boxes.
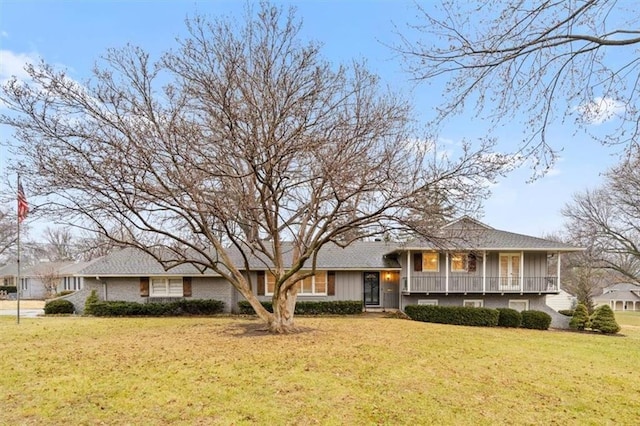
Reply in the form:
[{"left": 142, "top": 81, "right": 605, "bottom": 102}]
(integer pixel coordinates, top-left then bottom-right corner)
[
  {"left": 0, "top": 49, "right": 39, "bottom": 82},
  {"left": 578, "top": 96, "right": 625, "bottom": 125}
]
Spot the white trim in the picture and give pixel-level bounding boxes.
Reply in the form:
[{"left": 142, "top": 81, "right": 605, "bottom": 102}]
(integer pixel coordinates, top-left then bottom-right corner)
[{"left": 463, "top": 299, "right": 484, "bottom": 308}]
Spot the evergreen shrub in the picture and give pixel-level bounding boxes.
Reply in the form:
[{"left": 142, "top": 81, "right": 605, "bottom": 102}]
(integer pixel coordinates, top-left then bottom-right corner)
[
  {"left": 590, "top": 305, "right": 620, "bottom": 334},
  {"left": 521, "top": 310, "right": 552, "bottom": 330},
  {"left": 89, "top": 299, "right": 224, "bottom": 317},
  {"left": 558, "top": 309, "right": 575, "bottom": 317},
  {"left": 84, "top": 289, "right": 100, "bottom": 315},
  {"left": 497, "top": 308, "right": 522, "bottom": 328},
  {"left": 237, "top": 300, "right": 362, "bottom": 315},
  {"left": 404, "top": 305, "right": 499, "bottom": 327},
  {"left": 44, "top": 299, "right": 75, "bottom": 315},
  {"left": 569, "top": 304, "right": 590, "bottom": 331}
]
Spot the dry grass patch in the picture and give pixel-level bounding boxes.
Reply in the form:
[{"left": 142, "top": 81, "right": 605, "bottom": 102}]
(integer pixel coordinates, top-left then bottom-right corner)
[{"left": 1, "top": 315, "right": 639, "bottom": 425}]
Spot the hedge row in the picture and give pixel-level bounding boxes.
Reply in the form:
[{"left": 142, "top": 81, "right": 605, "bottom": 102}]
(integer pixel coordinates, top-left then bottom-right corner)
[
  {"left": 405, "top": 305, "right": 552, "bottom": 330},
  {"left": 0, "top": 286, "right": 17, "bottom": 294},
  {"left": 404, "top": 305, "right": 499, "bottom": 327},
  {"left": 88, "top": 299, "right": 224, "bottom": 317},
  {"left": 237, "top": 300, "right": 363, "bottom": 315}
]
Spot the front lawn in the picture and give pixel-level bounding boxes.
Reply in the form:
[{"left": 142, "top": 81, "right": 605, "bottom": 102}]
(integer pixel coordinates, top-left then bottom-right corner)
[{"left": 0, "top": 315, "right": 638, "bottom": 424}]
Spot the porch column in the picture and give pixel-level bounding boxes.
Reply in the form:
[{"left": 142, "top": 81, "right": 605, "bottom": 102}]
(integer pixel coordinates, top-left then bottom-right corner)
[
  {"left": 520, "top": 251, "right": 524, "bottom": 294},
  {"left": 445, "top": 252, "right": 449, "bottom": 295},
  {"left": 406, "top": 250, "right": 411, "bottom": 293},
  {"left": 557, "top": 252, "right": 561, "bottom": 290},
  {"left": 482, "top": 250, "right": 486, "bottom": 294}
]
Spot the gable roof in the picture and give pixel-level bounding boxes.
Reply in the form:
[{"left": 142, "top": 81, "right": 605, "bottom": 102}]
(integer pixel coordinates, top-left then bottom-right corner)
[{"left": 396, "top": 217, "right": 580, "bottom": 252}]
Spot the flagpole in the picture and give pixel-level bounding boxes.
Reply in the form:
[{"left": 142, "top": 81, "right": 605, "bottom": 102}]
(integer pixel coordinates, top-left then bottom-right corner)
[
  {"left": 16, "top": 173, "right": 21, "bottom": 325},
  {"left": 16, "top": 173, "right": 22, "bottom": 324}
]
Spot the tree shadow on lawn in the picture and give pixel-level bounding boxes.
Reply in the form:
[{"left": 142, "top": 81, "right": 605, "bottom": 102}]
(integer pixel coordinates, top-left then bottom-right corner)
[{"left": 223, "top": 318, "right": 318, "bottom": 338}]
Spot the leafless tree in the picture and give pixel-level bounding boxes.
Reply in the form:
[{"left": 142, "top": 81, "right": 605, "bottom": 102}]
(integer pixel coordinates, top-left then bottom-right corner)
[
  {"left": 36, "top": 264, "right": 62, "bottom": 298},
  {"left": 0, "top": 4, "right": 508, "bottom": 332},
  {"left": 41, "top": 227, "right": 75, "bottom": 261},
  {"left": 562, "top": 147, "right": 640, "bottom": 285},
  {"left": 397, "top": 0, "right": 640, "bottom": 176},
  {"left": 0, "top": 208, "right": 17, "bottom": 264}
]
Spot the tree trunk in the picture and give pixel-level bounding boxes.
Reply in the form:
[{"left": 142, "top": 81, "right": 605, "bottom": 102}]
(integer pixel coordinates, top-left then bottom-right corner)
[{"left": 268, "top": 290, "right": 298, "bottom": 333}]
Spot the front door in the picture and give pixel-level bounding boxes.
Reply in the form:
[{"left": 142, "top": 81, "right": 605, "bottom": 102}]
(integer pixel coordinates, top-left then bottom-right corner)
[{"left": 363, "top": 272, "right": 380, "bottom": 306}]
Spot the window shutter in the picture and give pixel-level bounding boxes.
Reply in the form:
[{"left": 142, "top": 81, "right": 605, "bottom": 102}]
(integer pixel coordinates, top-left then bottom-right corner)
[
  {"left": 413, "top": 253, "right": 422, "bottom": 272},
  {"left": 183, "top": 277, "right": 192, "bottom": 297},
  {"left": 468, "top": 254, "right": 477, "bottom": 272},
  {"left": 140, "top": 277, "right": 149, "bottom": 297},
  {"left": 327, "top": 271, "right": 336, "bottom": 296},
  {"left": 257, "top": 271, "right": 265, "bottom": 296}
]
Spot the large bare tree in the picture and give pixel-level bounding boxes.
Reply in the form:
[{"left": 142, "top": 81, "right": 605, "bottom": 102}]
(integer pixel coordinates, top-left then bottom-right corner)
[
  {"left": 397, "top": 0, "right": 640, "bottom": 175},
  {"left": 0, "top": 208, "right": 17, "bottom": 264},
  {"left": 562, "top": 147, "right": 640, "bottom": 284},
  {"left": 1, "top": 5, "right": 507, "bottom": 332}
]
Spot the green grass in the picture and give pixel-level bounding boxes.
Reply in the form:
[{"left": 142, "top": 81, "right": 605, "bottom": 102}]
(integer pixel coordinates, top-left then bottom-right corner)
[{"left": 1, "top": 314, "right": 639, "bottom": 425}]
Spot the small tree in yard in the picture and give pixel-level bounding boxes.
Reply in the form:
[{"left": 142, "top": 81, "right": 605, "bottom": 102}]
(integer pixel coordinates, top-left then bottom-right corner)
[
  {"left": 0, "top": 4, "right": 507, "bottom": 333},
  {"left": 569, "top": 303, "right": 590, "bottom": 331},
  {"left": 590, "top": 305, "right": 620, "bottom": 334}
]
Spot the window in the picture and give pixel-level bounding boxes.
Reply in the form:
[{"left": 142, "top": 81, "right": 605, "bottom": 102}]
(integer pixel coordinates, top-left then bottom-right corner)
[
  {"left": 266, "top": 271, "right": 327, "bottom": 296},
  {"left": 451, "top": 253, "right": 468, "bottom": 272},
  {"left": 150, "top": 277, "right": 183, "bottom": 297},
  {"left": 422, "top": 252, "right": 439, "bottom": 272},
  {"left": 463, "top": 299, "right": 484, "bottom": 308},
  {"left": 509, "top": 300, "right": 529, "bottom": 312},
  {"left": 63, "top": 276, "right": 83, "bottom": 291},
  {"left": 418, "top": 299, "right": 438, "bottom": 306}
]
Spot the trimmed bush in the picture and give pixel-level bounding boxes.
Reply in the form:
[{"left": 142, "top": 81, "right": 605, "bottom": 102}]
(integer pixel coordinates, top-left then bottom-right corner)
[
  {"left": 497, "top": 308, "right": 522, "bottom": 328},
  {"left": 521, "top": 310, "right": 552, "bottom": 330},
  {"left": 569, "top": 304, "right": 590, "bottom": 331},
  {"left": 558, "top": 309, "right": 575, "bottom": 317},
  {"left": 56, "top": 290, "right": 75, "bottom": 297},
  {"left": 404, "top": 305, "right": 499, "bottom": 327},
  {"left": 590, "top": 305, "right": 620, "bottom": 334},
  {"left": 89, "top": 299, "right": 224, "bottom": 317},
  {"left": 84, "top": 289, "right": 100, "bottom": 315},
  {"left": 0, "top": 285, "right": 17, "bottom": 294},
  {"left": 237, "top": 300, "right": 362, "bottom": 315},
  {"left": 44, "top": 299, "right": 75, "bottom": 315}
]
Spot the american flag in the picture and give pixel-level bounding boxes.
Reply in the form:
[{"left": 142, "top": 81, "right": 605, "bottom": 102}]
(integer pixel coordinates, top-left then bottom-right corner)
[{"left": 17, "top": 179, "right": 29, "bottom": 223}]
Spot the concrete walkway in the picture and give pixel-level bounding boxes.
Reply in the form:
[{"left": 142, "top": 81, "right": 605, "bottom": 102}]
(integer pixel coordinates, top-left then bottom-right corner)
[
  {"left": 0, "top": 309, "right": 44, "bottom": 317},
  {"left": 0, "top": 300, "right": 45, "bottom": 317}
]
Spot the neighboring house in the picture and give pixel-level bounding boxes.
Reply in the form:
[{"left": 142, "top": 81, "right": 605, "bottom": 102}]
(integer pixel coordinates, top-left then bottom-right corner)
[
  {"left": 593, "top": 283, "right": 640, "bottom": 311},
  {"left": 0, "top": 261, "right": 89, "bottom": 299},
  {"left": 70, "top": 217, "right": 581, "bottom": 327}
]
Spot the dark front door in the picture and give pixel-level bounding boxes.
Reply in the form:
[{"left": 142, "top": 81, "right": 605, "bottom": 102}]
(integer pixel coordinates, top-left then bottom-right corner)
[{"left": 363, "top": 272, "right": 380, "bottom": 306}]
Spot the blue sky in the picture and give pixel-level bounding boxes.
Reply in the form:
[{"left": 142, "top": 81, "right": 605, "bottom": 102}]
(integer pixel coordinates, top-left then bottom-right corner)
[{"left": 0, "top": 0, "right": 623, "bottom": 238}]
